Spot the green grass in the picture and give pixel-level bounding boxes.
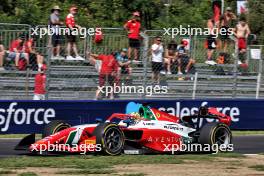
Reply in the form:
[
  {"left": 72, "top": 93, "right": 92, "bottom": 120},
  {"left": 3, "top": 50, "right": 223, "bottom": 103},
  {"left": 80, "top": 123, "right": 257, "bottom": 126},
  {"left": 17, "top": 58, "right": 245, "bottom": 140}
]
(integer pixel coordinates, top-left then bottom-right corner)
[
  {"left": 232, "top": 131, "right": 264, "bottom": 136},
  {"left": 121, "top": 174, "right": 145, "bottom": 176},
  {"left": 0, "top": 134, "right": 41, "bottom": 139},
  {"left": 57, "top": 169, "right": 114, "bottom": 175},
  {"left": 18, "top": 172, "right": 38, "bottom": 176},
  {"left": 0, "top": 155, "right": 184, "bottom": 169},
  {"left": 0, "top": 153, "right": 245, "bottom": 175},
  {"left": 249, "top": 165, "right": 264, "bottom": 171},
  {"left": 210, "top": 152, "right": 245, "bottom": 158},
  {"left": 0, "top": 170, "right": 16, "bottom": 175},
  {"left": 225, "top": 167, "right": 238, "bottom": 170},
  {"left": 0, "top": 153, "right": 243, "bottom": 170}
]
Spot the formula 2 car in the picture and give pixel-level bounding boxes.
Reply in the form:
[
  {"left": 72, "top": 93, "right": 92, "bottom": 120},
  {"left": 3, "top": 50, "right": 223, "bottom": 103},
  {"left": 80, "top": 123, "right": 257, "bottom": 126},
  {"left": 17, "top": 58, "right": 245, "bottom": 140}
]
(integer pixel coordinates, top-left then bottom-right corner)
[{"left": 15, "top": 104, "right": 232, "bottom": 155}]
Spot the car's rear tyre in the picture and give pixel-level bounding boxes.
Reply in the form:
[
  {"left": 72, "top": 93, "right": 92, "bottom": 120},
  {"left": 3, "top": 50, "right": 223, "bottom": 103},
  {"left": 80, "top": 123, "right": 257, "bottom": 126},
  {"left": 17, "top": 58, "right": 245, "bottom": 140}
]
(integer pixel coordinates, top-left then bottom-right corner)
[
  {"left": 199, "top": 122, "right": 232, "bottom": 147},
  {"left": 94, "top": 123, "right": 125, "bottom": 155},
  {"left": 42, "top": 120, "right": 71, "bottom": 138}
]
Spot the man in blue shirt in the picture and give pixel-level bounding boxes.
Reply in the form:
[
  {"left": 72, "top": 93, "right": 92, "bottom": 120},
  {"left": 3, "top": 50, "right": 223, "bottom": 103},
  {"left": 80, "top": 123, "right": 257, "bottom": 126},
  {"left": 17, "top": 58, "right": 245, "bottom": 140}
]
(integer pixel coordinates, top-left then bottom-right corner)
[{"left": 116, "top": 48, "right": 132, "bottom": 82}]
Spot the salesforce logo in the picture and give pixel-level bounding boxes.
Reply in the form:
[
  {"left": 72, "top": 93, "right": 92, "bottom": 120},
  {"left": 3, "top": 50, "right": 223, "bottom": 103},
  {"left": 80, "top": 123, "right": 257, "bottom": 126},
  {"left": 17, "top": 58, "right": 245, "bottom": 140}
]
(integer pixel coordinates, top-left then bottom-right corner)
[
  {"left": 0, "top": 102, "right": 56, "bottom": 132},
  {"left": 158, "top": 101, "right": 240, "bottom": 126}
]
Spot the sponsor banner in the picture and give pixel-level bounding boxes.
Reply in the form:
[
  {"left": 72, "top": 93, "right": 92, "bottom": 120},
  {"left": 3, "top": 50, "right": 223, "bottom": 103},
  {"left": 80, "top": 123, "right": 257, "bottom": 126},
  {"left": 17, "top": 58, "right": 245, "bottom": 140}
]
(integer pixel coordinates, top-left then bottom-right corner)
[
  {"left": 0, "top": 100, "right": 263, "bottom": 133},
  {"left": 237, "top": 0, "right": 248, "bottom": 15}
]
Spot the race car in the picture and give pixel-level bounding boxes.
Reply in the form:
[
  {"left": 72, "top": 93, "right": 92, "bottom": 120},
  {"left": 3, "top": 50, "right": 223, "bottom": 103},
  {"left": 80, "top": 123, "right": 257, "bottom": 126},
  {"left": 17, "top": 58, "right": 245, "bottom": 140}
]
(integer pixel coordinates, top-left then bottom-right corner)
[{"left": 15, "top": 104, "right": 232, "bottom": 155}]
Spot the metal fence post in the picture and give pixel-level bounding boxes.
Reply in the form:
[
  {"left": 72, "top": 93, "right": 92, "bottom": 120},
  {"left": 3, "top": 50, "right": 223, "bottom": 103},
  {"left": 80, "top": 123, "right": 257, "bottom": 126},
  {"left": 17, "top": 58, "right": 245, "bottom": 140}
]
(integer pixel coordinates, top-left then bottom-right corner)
[
  {"left": 45, "top": 46, "right": 52, "bottom": 100},
  {"left": 140, "top": 32, "right": 149, "bottom": 99},
  {"left": 25, "top": 67, "right": 30, "bottom": 99},
  {"left": 192, "top": 72, "right": 198, "bottom": 99},
  {"left": 232, "top": 39, "right": 239, "bottom": 98},
  {"left": 256, "top": 73, "right": 262, "bottom": 99},
  {"left": 256, "top": 46, "right": 263, "bottom": 99}
]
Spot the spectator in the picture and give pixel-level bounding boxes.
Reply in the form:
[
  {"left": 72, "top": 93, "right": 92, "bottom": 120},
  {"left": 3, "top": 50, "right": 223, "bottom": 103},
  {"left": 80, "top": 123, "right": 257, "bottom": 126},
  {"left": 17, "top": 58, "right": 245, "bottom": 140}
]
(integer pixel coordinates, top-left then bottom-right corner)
[
  {"left": 90, "top": 53, "right": 119, "bottom": 100},
  {"left": 234, "top": 15, "right": 251, "bottom": 64},
  {"left": 49, "top": 5, "right": 64, "bottom": 60},
  {"left": 218, "top": 7, "right": 237, "bottom": 52},
  {"left": 0, "top": 36, "right": 5, "bottom": 71},
  {"left": 87, "top": 51, "right": 102, "bottom": 73},
  {"left": 8, "top": 35, "right": 29, "bottom": 68},
  {"left": 115, "top": 48, "right": 132, "bottom": 82},
  {"left": 65, "top": 5, "right": 84, "bottom": 60},
  {"left": 205, "top": 17, "right": 217, "bottom": 65},
  {"left": 23, "top": 35, "right": 44, "bottom": 70},
  {"left": 124, "top": 11, "right": 141, "bottom": 61},
  {"left": 151, "top": 36, "right": 164, "bottom": 85},
  {"left": 177, "top": 39, "right": 195, "bottom": 74},
  {"left": 33, "top": 64, "right": 47, "bottom": 100},
  {"left": 164, "top": 40, "right": 178, "bottom": 75}
]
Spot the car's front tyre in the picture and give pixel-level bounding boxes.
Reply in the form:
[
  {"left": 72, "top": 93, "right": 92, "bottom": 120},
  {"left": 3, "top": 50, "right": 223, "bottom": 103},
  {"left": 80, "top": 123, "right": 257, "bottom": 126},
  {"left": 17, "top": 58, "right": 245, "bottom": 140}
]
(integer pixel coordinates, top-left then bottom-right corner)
[{"left": 94, "top": 123, "right": 125, "bottom": 155}]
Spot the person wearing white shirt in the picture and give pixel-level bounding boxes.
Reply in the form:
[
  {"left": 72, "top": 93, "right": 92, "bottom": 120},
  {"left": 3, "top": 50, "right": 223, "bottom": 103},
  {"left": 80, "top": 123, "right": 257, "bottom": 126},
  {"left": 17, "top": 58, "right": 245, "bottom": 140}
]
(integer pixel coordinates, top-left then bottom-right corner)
[{"left": 151, "top": 36, "right": 164, "bottom": 85}]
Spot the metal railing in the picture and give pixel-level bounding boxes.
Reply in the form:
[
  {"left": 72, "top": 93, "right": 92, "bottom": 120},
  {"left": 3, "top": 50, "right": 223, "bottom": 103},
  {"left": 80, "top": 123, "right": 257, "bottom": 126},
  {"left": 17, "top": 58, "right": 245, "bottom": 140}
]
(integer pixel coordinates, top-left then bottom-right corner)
[{"left": 0, "top": 23, "right": 263, "bottom": 100}]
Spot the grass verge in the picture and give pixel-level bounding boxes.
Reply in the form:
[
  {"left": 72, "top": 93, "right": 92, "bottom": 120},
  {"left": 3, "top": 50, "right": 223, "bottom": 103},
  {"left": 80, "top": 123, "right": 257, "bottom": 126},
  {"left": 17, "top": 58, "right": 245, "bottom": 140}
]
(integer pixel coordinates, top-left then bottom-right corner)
[
  {"left": 0, "top": 134, "right": 41, "bottom": 139},
  {"left": 0, "top": 170, "right": 16, "bottom": 175},
  {"left": 249, "top": 165, "right": 264, "bottom": 171},
  {"left": 0, "top": 153, "right": 247, "bottom": 175},
  {"left": 18, "top": 172, "right": 38, "bottom": 176},
  {"left": 0, "top": 153, "right": 243, "bottom": 169},
  {"left": 232, "top": 131, "right": 264, "bottom": 136}
]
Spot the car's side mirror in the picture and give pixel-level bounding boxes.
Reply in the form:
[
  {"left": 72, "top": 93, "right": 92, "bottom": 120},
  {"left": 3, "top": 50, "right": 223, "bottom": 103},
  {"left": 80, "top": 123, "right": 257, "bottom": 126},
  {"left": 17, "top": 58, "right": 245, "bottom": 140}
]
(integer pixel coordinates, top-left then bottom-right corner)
[
  {"left": 95, "top": 118, "right": 103, "bottom": 123},
  {"left": 199, "top": 106, "right": 208, "bottom": 116}
]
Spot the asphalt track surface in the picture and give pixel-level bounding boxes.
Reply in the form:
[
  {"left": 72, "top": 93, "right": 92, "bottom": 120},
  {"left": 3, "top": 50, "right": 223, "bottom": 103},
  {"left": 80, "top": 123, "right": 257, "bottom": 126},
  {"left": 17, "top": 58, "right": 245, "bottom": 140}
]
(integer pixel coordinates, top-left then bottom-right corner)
[{"left": 0, "top": 136, "right": 263, "bottom": 158}]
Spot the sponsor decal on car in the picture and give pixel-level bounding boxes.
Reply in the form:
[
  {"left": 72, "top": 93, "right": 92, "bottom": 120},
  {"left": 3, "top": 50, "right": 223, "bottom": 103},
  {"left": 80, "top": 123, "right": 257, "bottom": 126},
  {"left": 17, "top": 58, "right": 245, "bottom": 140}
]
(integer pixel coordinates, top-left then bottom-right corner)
[
  {"left": 143, "top": 122, "right": 155, "bottom": 126},
  {"left": 85, "top": 139, "right": 96, "bottom": 145},
  {"left": 164, "top": 124, "right": 184, "bottom": 131}
]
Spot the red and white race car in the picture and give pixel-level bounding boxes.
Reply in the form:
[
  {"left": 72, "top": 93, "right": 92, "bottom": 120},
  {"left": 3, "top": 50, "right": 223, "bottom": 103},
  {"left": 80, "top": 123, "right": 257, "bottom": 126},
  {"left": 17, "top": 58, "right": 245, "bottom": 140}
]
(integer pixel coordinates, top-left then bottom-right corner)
[{"left": 15, "top": 104, "right": 232, "bottom": 155}]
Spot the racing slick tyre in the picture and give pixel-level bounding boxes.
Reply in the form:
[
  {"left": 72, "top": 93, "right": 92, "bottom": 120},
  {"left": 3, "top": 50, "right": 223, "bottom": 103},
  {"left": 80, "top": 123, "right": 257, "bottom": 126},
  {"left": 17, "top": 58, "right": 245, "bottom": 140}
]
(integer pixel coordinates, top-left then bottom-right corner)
[
  {"left": 42, "top": 120, "right": 71, "bottom": 138},
  {"left": 94, "top": 123, "right": 125, "bottom": 155},
  {"left": 199, "top": 122, "right": 232, "bottom": 150}
]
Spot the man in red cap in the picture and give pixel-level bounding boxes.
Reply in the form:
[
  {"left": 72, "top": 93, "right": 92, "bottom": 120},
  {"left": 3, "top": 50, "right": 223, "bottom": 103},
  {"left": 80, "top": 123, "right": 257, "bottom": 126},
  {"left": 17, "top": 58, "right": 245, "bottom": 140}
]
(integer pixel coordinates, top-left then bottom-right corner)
[
  {"left": 124, "top": 11, "right": 141, "bottom": 61},
  {"left": 65, "top": 5, "right": 83, "bottom": 60},
  {"left": 33, "top": 64, "right": 47, "bottom": 100}
]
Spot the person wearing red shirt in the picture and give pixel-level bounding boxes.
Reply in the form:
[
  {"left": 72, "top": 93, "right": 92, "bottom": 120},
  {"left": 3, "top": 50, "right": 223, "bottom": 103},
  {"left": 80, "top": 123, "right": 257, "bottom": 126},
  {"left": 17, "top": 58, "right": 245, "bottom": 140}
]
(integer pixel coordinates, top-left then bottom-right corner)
[
  {"left": 90, "top": 53, "right": 119, "bottom": 100},
  {"left": 33, "top": 64, "right": 47, "bottom": 100},
  {"left": 124, "top": 11, "right": 141, "bottom": 61},
  {"left": 65, "top": 5, "right": 83, "bottom": 61},
  {"left": 8, "top": 36, "right": 29, "bottom": 67},
  {"left": 24, "top": 36, "right": 44, "bottom": 71},
  {"left": 0, "top": 36, "right": 5, "bottom": 71}
]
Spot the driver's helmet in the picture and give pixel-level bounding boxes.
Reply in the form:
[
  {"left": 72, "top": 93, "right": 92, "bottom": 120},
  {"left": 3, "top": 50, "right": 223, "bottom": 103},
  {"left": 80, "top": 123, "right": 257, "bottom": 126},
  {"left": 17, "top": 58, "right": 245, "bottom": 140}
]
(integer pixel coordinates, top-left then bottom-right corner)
[{"left": 130, "top": 112, "right": 141, "bottom": 119}]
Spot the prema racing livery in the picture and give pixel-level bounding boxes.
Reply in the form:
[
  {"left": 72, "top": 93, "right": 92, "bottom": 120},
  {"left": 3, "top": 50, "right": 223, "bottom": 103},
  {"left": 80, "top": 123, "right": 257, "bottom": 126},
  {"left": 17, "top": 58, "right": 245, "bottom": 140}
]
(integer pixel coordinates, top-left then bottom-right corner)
[{"left": 15, "top": 104, "right": 233, "bottom": 155}]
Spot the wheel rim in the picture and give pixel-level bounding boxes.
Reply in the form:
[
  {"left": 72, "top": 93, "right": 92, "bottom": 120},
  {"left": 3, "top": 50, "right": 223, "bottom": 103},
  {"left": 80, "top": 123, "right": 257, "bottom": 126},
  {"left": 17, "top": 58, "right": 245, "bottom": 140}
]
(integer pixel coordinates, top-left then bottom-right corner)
[
  {"left": 214, "top": 127, "right": 230, "bottom": 145},
  {"left": 104, "top": 127, "right": 123, "bottom": 153}
]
